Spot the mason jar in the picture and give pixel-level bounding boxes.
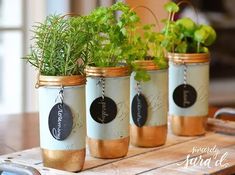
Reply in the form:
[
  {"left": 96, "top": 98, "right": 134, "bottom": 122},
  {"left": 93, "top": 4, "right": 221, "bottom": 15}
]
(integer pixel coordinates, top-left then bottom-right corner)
[
  {"left": 85, "top": 66, "right": 130, "bottom": 158},
  {"left": 130, "top": 60, "right": 168, "bottom": 147},
  {"left": 38, "top": 75, "right": 86, "bottom": 172},
  {"left": 168, "top": 53, "right": 209, "bottom": 136}
]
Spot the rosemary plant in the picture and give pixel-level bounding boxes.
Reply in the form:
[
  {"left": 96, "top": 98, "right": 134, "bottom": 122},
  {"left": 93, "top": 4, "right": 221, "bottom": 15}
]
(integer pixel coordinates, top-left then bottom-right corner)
[{"left": 24, "top": 15, "right": 91, "bottom": 76}]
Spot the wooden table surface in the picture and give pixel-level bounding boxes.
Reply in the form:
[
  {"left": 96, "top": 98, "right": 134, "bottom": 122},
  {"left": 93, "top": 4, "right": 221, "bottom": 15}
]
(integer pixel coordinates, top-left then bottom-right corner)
[{"left": 0, "top": 107, "right": 235, "bottom": 175}]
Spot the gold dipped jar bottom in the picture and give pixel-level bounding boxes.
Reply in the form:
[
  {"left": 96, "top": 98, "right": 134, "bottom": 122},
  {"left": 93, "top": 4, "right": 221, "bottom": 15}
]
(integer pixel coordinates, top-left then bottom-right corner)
[
  {"left": 171, "top": 115, "right": 207, "bottom": 136},
  {"left": 42, "top": 148, "right": 85, "bottom": 172},
  {"left": 130, "top": 125, "right": 167, "bottom": 147},
  {"left": 88, "top": 137, "right": 129, "bottom": 158}
]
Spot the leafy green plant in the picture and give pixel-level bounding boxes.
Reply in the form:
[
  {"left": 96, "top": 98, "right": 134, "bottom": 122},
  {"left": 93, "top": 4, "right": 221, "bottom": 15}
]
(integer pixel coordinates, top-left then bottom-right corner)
[
  {"left": 130, "top": 23, "right": 168, "bottom": 82},
  {"left": 84, "top": 2, "right": 140, "bottom": 67},
  {"left": 161, "top": 1, "right": 216, "bottom": 53},
  {"left": 24, "top": 15, "right": 91, "bottom": 76}
]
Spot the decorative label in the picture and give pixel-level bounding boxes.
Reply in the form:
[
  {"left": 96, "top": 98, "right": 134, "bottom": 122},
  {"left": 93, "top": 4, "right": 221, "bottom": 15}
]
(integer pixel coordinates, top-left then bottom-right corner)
[
  {"left": 131, "top": 94, "right": 148, "bottom": 127},
  {"left": 90, "top": 96, "right": 117, "bottom": 124},
  {"left": 173, "top": 84, "right": 197, "bottom": 108},
  {"left": 48, "top": 103, "right": 73, "bottom": 141}
]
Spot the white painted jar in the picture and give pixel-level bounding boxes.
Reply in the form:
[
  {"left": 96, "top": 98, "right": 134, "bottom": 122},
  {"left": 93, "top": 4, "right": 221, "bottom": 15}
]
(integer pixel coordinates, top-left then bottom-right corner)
[
  {"left": 38, "top": 75, "right": 86, "bottom": 172},
  {"left": 85, "top": 66, "right": 130, "bottom": 158},
  {"left": 168, "top": 53, "right": 209, "bottom": 136},
  {"left": 130, "top": 61, "right": 168, "bottom": 147}
]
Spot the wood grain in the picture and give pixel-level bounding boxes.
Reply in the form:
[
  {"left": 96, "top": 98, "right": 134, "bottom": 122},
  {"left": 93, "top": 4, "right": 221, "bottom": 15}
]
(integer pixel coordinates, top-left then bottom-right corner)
[
  {"left": 207, "top": 118, "right": 235, "bottom": 135},
  {"left": 0, "top": 132, "right": 234, "bottom": 175},
  {"left": 0, "top": 108, "right": 235, "bottom": 174},
  {"left": 78, "top": 133, "right": 235, "bottom": 175}
]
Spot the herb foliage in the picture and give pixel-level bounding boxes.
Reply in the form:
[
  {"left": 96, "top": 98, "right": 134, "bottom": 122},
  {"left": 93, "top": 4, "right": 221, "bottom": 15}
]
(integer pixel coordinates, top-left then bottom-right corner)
[
  {"left": 24, "top": 15, "right": 91, "bottom": 76},
  {"left": 85, "top": 2, "right": 140, "bottom": 67},
  {"left": 161, "top": 1, "right": 216, "bottom": 53}
]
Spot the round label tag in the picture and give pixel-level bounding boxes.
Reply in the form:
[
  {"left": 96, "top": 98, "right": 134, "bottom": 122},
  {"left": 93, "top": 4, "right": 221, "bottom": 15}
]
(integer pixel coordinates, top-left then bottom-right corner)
[
  {"left": 173, "top": 84, "right": 197, "bottom": 108},
  {"left": 90, "top": 96, "right": 117, "bottom": 124},
  {"left": 131, "top": 94, "right": 148, "bottom": 127},
  {"left": 48, "top": 103, "right": 73, "bottom": 141}
]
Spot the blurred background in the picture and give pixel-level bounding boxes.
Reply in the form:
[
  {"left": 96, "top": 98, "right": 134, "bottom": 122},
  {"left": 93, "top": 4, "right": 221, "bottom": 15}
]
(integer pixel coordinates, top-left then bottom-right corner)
[{"left": 0, "top": 0, "right": 234, "bottom": 115}]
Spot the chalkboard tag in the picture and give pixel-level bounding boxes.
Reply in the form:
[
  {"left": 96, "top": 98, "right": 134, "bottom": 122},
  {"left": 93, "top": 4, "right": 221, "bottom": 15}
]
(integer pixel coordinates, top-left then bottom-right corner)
[
  {"left": 90, "top": 96, "right": 117, "bottom": 124},
  {"left": 48, "top": 103, "right": 73, "bottom": 141},
  {"left": 173, "top": 84, "right": 197, "bottom": 108},
  {"left": 131, "top": 93, "right": 148, "bottom": 127}
]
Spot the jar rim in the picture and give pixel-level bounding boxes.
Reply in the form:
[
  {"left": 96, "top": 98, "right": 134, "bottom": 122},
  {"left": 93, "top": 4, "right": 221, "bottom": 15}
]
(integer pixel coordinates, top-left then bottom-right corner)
[
  {"left": 167, "top": 52, "right": 210, "bottom": 64},
  {"left": 38, "top": 75, "right": 86, "bottom": 87},
  {"left": 85, "top": 65, "right": 131, "bottom": 77},
  {"left": 134, "top": 60, "right": 168, "bottom": 71}
]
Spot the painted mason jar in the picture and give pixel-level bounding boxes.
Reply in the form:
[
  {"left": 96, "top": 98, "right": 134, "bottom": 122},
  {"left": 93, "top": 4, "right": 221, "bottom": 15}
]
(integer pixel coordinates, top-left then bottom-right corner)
[
  {"left": 86, "top": 66, "right": 130, "bottom": 158},
  {"left": 168, "top": 53, "right": 209, "bottom": 136},
  {"left": 130, "top": 61, "right": 168, "bottom": 147},
  {"left": 38, "top": 75, "right": 86, "bottom": 172}
]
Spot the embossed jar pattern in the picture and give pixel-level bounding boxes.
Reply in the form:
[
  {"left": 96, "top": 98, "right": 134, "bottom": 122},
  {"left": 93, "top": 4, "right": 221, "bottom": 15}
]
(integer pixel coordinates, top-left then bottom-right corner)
[
  {"left": 168, "top": 53, "right": 209, "bottom": 136},
  {"left": 85, "top": 66, "right": 130, "bottom": 158},
  {"left": 130, "top": 61, "right": 168, "bottom": 147}
]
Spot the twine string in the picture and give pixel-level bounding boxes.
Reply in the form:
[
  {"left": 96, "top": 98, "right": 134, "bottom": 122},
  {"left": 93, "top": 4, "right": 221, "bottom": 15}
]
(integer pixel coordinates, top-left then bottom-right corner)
[
  {"left": 55, "top": 86, "right": 64, "bottom": 104},
  {"left": 183, "top": 62, "right": 187, "bottom": 86},
  {"left": 137, "top": 82, "right": 141, "bottom": 96},
  {"left": 101, "top": 78, "right": 105, "bottom": 99}
]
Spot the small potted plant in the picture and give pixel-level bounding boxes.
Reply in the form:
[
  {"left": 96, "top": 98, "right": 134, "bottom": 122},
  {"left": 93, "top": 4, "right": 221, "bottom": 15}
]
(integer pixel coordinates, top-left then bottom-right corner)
[
  {"left": 162, "top": 2, "right": 216, "bottom": 136},
  {"left": 24, "top": 15, "right": 91, "bottom": 171},
  {"left": 84, "top": 2, "right": 138, "bottom": 158},
  {"left": 129, "top": 20, "right": 168, "bottom": 147}
]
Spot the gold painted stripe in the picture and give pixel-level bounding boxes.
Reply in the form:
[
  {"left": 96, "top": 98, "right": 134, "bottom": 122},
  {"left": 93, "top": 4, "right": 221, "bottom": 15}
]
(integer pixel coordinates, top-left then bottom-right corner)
[
  {"left": 130, "top": 124, "right": 167, "bottom": 147},
  {"left": 167, "top": 52, "right": 209, "bottom": 64},
  {"left": 38, "top": 75, "right": 86, "bottom": 87},
  {"left": 88, "top": 137, "right": 129, "bottom": 158},
  {"left": 85, "top": 66, "right": 130, "bottom": 77},
  {"left": 42, "top": 148, "right": 85, "bottom": 172},
  {"left": 170, "top": 115, "right": 208, "bottom": 136}
]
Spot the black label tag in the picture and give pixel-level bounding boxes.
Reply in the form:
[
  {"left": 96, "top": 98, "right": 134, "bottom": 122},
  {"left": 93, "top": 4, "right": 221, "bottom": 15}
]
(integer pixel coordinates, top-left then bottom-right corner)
[
  {"left": 131, "top": 94, "right": 148, "bottom": 127},
  {"left": 90, "top": 96, "right": 117, "bottom": 124},
  {"left": 173, "top": 84, "right": 197, "bottom": 108},
  {"left": 48, "top": 103, "right": 73, "bottom": 141}
]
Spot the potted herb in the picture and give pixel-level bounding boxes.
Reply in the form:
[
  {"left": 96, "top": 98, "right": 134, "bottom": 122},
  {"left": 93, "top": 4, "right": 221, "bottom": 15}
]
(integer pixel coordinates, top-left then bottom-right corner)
[
  {"left": 128, "top": 20, "right": 169, "bottom": 147},
  {"left": 24, "top": 15, "right": 90, "bottom": 171},
  {"left": 162, "top": 2, "right": 216, "bottom": 136},
  {"left": 85, "top": 2, "right": 138, "bottom": 158}
]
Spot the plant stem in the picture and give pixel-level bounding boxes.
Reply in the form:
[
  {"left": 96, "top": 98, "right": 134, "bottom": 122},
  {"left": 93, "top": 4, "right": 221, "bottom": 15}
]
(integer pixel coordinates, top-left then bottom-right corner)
[{"left": 197, "top": 41, "right": 200, "bottom": 53}]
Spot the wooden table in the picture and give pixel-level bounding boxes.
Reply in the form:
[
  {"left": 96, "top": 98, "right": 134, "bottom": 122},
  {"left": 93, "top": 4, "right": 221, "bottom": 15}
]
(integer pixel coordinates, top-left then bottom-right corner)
[{"left": 0, "top": 108, "right": 235, "bottom": 175}]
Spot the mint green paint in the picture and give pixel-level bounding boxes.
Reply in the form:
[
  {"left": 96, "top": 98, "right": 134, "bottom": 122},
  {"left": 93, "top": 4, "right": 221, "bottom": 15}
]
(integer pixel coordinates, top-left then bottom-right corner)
[{"left": 39, "top": 85, "right": 86, "bottom": 150}]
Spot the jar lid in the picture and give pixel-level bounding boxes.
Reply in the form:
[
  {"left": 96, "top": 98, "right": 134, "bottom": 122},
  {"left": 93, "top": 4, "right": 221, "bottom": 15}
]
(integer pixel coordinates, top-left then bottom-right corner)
[
  {"left": 167, "top": 53, "right": 210, "bottom": 64},
  {"left": 38, "top": 75, "right": 86, "bottom": 87},
  {"left": 85, "top": 65, "right": 131, "bottom": 77},
  {"left": 134, "top": 60, "right": 167, "bottom": 71}
]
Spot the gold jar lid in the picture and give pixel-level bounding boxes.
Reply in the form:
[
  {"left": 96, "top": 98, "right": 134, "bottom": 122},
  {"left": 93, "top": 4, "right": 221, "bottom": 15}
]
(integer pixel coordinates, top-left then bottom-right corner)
[
  {"left": 167, "top": 53, "right": 210, "bottom": 64},
  {"left": 85, "top": 65, "right": 131, "bottom": 77},
  {"left": 37, "top": 75, "right": 86, "bottom": 87},
  {"left": 134, "top": 60, "right": 168, "bottom": 71}
]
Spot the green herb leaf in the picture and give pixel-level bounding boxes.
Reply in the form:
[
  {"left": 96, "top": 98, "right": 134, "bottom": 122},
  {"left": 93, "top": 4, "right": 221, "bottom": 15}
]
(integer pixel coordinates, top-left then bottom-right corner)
[{"left": 164, "top": 2, "right": 179, "bottom": 13}]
